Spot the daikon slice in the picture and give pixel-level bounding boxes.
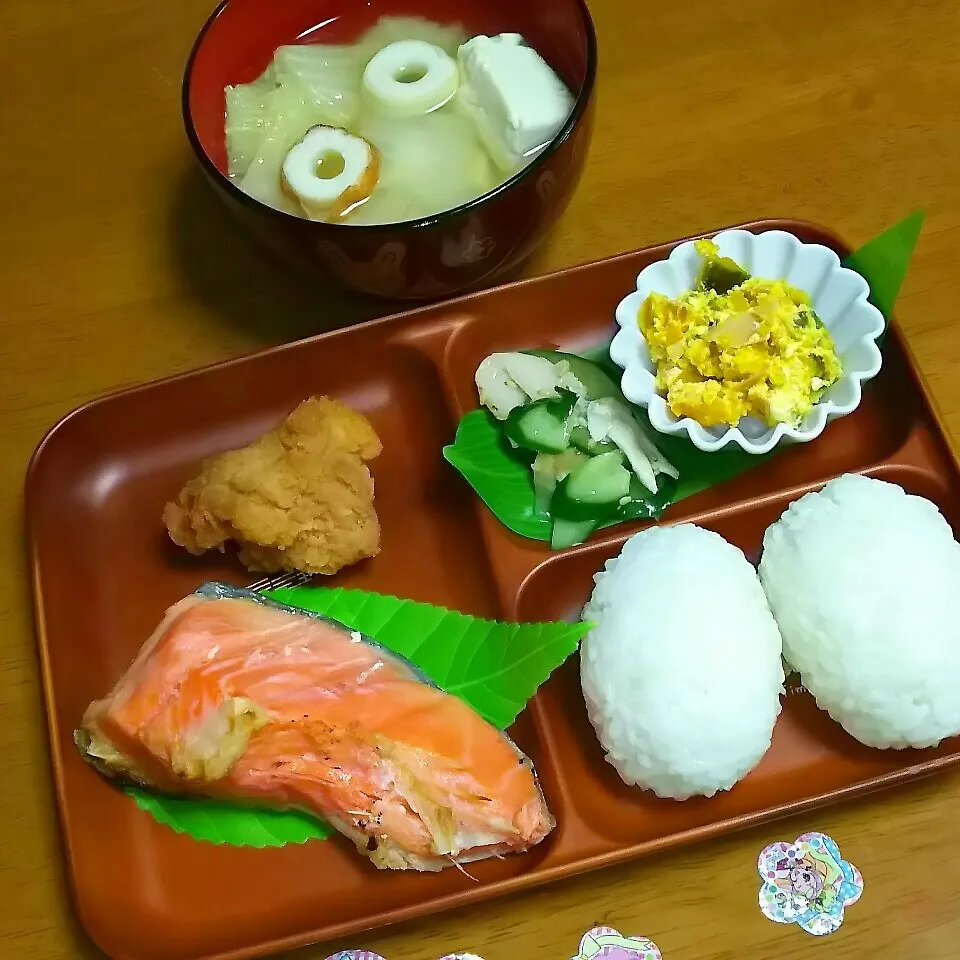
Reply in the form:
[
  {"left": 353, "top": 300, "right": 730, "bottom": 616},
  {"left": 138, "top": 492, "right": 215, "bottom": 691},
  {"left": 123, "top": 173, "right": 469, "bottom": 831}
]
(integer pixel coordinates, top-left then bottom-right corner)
[{"left": 352, "top": 108, "right": 495, "bottom": 223}]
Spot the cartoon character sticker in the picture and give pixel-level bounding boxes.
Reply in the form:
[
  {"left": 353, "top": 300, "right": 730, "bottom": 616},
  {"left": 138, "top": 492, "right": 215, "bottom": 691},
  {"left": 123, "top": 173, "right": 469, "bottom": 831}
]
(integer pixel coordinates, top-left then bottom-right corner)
[
  {"left": 323, "top": 953, "right": 484, "bottom": 960},
  {"left": 757, "top": 832, "right": 863, "bottom": 936},
  {"left": 571, "top": 926, "right": 662, "bottom": 960}
]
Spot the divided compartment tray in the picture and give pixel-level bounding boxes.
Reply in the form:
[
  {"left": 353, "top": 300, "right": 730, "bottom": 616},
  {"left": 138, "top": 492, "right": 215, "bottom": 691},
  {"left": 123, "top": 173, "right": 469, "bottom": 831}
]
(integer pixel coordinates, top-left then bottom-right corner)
[{"left": 27, "top": 219, "right": 960, "bottom": 960}]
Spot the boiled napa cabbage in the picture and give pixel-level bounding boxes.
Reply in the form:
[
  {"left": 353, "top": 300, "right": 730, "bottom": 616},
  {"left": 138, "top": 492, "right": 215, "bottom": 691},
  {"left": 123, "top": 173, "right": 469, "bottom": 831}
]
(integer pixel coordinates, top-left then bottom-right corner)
[
  {"left": 226, "top": 84, "right": 272, "bottom": 180},
  {"left": 272, "top": 44, "right": 363, "bottom": 127}
]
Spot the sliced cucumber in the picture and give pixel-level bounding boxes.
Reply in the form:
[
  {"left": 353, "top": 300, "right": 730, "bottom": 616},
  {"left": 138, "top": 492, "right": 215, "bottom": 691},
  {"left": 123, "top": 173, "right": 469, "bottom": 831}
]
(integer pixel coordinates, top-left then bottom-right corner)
[
  {"left": 569, "top": 424, "right": 618, "bottom": 456},
  {"left": 566, "top": 451, "right": 631, "bottom": 504},
  {"left": 532, "top": 456, "right": 557, "bottom": 516},
  {"left": 551, "top": 452, "right": 631, "bottom": 521},
  {"left": 504, "top": 393, "right": 576, "bottom": 453},
  {"left": 550, "top": 516, "right": 597, "bottom": 550},
  {"left": 526, "top": 350, "right": 621, "bottom": 400},
  {"left": 532, "top": 449, "right": 586, "bottom": 516}
]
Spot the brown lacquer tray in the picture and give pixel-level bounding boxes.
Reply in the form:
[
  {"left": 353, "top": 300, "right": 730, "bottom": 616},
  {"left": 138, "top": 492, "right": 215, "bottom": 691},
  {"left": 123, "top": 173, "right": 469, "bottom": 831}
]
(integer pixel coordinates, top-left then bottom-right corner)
[{"left": 27, "top": 219, "right": 960, "bottom": 960}]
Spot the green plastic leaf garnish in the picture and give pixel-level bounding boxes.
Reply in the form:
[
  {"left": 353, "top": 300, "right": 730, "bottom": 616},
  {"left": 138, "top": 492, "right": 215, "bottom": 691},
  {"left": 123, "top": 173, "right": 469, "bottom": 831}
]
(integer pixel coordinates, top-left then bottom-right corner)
[
  {"left": 656, "top": 434, "right": 775, "bottom": 502},
  {"left": 443, "top": 410, "right": 551, "bottom": 540},
  {"left": 126, "top": 788, "right": 333, "bottom": 846},
  {"left": 126, "top": 585, "right": 588, "bottom": 846},
  {"left": 842, "top": 210, "right": 923, "bottom": 322}
]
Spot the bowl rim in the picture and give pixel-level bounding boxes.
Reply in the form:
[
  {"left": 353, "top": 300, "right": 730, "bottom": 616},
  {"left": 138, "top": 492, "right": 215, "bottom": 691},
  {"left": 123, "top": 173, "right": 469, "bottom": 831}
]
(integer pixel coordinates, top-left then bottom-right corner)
[
  {"left": 181, "top": 0, "right": 598, "bottom": 232},
  {"left": 609, "top": 228, "right": 887, "bottom": 455}
]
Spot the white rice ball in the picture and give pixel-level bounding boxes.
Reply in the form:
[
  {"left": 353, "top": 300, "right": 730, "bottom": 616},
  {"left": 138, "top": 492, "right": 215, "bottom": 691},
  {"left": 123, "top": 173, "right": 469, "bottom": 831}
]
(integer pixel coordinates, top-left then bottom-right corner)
[
  {"left": 759, "top": 473, "right": 960, "bottom": 749},
  {"left": 580, "top": 523, "right": 785, "bottom": 800}
]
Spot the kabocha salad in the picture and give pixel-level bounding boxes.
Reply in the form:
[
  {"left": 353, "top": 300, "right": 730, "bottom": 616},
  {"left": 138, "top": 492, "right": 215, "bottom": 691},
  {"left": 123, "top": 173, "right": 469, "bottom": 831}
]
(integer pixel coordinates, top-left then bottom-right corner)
[
  {"left": 474, "top": 350, "right": 678, "bottom": 548},
  {"left": 639, "top": 239, "right": 844, "bottom": 430}
]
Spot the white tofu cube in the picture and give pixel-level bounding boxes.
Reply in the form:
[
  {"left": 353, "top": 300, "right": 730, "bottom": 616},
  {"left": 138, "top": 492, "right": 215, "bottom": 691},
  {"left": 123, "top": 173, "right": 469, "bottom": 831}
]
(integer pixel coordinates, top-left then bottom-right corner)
[{"left": 457, "top": 33, "right": 575, "bottom": 173}]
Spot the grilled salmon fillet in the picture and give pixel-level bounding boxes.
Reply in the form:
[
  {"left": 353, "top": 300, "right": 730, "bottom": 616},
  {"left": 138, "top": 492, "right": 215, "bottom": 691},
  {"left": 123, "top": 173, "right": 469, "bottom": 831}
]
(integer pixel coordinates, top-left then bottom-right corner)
[{"left": 75, "top": 583, "right": 555, "bottom": 870}]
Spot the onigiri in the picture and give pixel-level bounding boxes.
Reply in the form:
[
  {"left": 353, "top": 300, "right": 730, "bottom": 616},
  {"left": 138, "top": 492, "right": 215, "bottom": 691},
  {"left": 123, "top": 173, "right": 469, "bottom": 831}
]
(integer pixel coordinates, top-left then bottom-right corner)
[
  {"left": 759, "top": 473, "right": 960, "bottom": 750},
  {"left": 580, "top": 523, "right": 785, "bottom": 800}
]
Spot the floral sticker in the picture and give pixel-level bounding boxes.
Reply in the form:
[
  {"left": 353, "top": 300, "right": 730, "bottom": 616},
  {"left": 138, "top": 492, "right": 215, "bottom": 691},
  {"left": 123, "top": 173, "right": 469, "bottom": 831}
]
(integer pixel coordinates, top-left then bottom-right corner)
[
  {"left": 758, "top": 832, "right": 863, "bottom": 936},
  {"left": 324, "top": 954, "right": 386, "bottom": 960},
  {"left": 571, "top": 926, "right": 662, "bottom": 960}
]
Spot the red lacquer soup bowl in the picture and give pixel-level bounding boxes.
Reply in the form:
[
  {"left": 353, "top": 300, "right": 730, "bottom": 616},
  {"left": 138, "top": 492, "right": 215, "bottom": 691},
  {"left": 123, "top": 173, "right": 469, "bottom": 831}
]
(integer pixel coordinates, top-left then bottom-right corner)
[{"left": 182, "top": 0, "right": 597, "bottom": 301}]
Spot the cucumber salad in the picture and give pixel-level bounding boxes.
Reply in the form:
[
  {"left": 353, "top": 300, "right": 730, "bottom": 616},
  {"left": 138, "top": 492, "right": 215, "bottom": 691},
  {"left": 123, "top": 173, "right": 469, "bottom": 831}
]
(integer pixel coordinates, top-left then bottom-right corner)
[{"left": 475, "top": 350, "right": 679, "bottom": 548}]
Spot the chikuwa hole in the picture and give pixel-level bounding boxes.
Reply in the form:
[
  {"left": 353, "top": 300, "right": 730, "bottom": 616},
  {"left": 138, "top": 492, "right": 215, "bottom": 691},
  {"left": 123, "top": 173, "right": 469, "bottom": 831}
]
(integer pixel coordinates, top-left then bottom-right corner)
[
  {"left": 314, "top": 150, "right": 346, "bottom": 180},
  {"left": 394, "top": 63, "right": 428, "bottom": 84}
]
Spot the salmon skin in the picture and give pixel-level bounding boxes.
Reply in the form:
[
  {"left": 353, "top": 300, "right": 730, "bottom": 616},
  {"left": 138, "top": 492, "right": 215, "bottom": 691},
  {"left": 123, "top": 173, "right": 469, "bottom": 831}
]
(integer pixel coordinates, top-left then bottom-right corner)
[{"left": 75, "top": 582, "right": 555, "bottom": 871}]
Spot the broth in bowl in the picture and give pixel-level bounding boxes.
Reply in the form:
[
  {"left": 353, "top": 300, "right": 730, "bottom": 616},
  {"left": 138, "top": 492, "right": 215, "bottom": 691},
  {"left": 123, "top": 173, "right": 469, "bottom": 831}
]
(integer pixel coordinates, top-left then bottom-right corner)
[{"left": 226, "top": 16, "right": 575, "bottom": 225}]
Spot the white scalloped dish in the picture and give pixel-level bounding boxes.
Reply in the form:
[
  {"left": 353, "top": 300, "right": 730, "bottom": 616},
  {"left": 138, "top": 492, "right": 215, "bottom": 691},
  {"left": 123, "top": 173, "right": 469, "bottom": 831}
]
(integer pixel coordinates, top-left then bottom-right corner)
[{"left": 610, "top": 229, "right": 886, "bottom": 454}]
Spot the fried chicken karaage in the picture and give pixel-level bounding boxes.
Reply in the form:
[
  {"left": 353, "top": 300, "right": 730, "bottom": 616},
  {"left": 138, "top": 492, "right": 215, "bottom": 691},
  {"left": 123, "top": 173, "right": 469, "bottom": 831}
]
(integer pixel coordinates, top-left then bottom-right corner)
[{"left": 163, "top": 396, "right": 382, "bottom": 576}]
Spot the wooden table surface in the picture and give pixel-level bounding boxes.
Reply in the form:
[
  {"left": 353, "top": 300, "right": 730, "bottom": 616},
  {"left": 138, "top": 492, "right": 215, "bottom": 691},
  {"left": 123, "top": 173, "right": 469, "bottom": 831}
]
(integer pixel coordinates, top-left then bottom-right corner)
[{"left": 3, "top": 0, "right": 960, "bottom": 957}]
